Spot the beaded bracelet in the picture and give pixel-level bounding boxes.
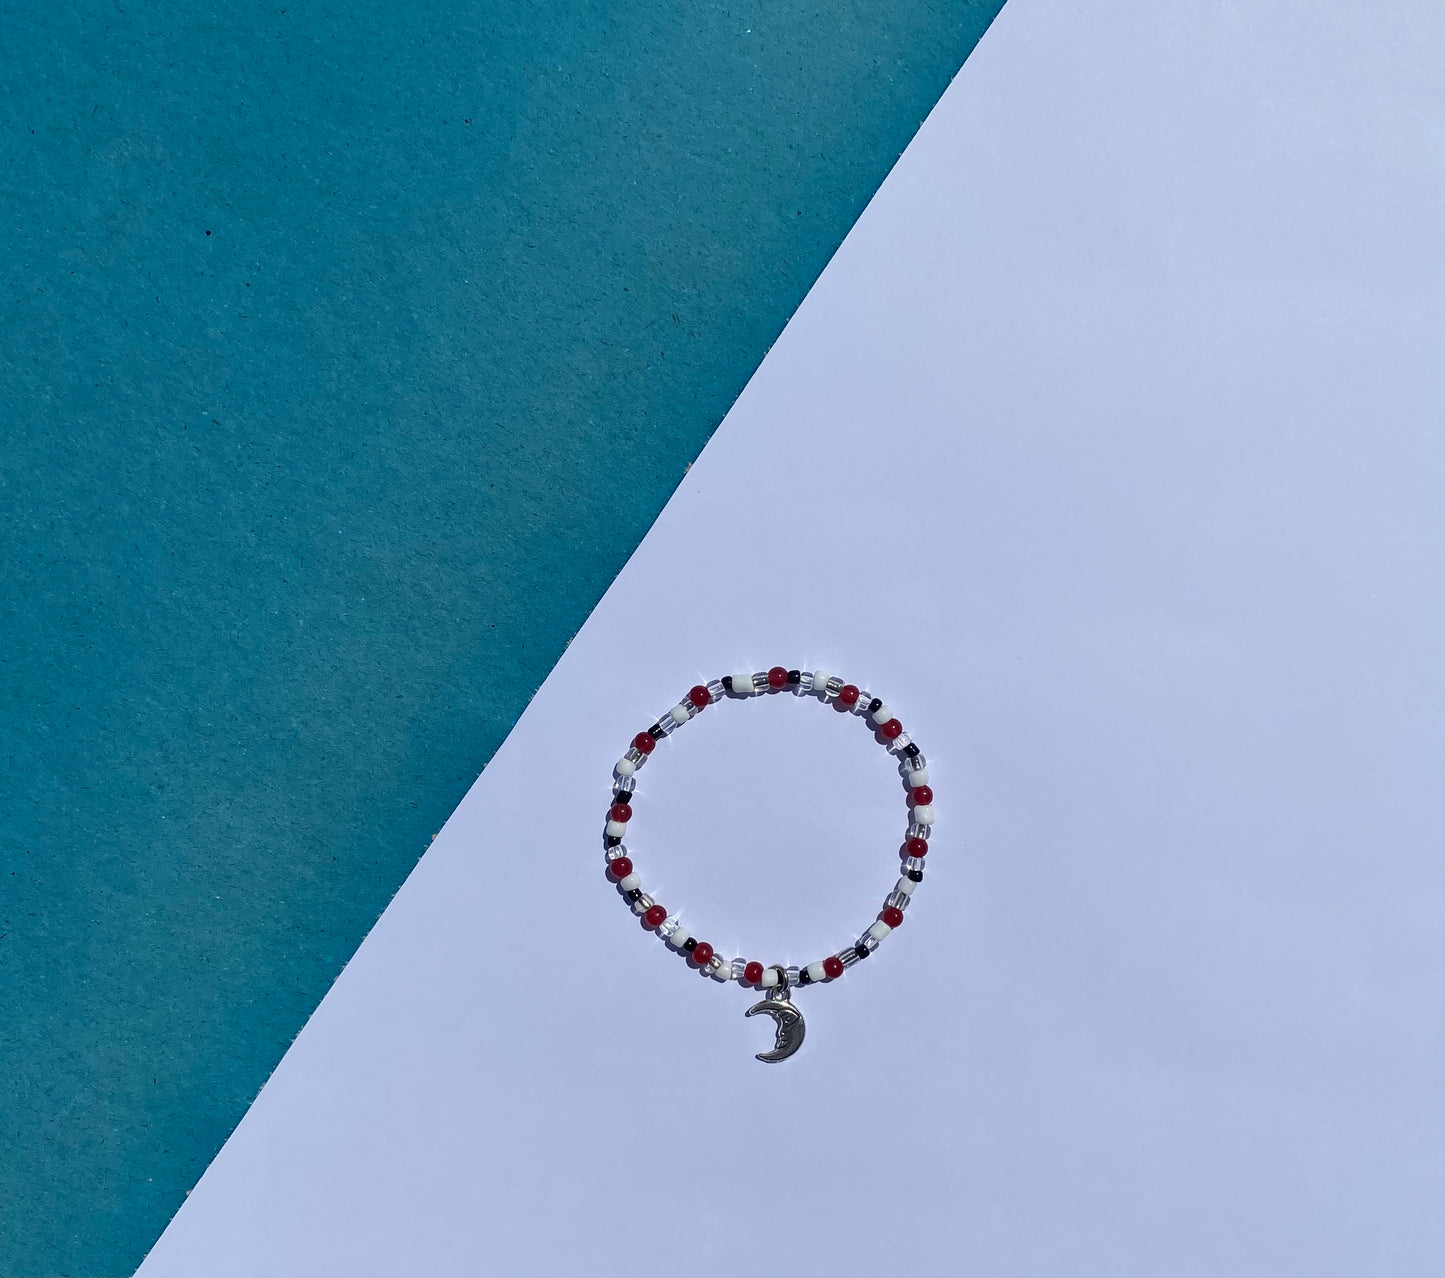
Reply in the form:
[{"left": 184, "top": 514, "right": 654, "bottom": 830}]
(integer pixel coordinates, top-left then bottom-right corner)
[{"left": 605, "top": 665, "right": 934, "bottom": 1063}]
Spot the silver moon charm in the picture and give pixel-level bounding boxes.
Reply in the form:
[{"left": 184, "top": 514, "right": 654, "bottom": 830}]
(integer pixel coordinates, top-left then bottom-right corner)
[{"left": 745, "top": 996, "right": 806, "bottom": 1063}]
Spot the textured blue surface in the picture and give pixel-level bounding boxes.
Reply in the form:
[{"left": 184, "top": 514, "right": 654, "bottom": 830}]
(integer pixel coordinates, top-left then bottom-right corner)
[{"left": 0, "top": 2, "right": 1003, "bottom": 1271}]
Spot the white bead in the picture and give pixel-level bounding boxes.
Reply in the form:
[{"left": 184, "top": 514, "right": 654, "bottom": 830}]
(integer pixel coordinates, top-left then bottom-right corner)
[
  {"left": 615, "top": 757, "right": 636, "bottom": 777},
  {"left": 868, "top": 920, "right": 892, "bottom": 941},
  {"left": 618, "top": 872, "right": 641, "bottom": 892},
  {"left": 732, "top": 670, "right": 754, "bottom": 694},
  {"left": 670, "top": 702, "right": 691, "bottom": 724},
  {"left": 811, "top": 668, "right": 830, "bottom": 695},
  {"left": 912, "top": 804, "right": 935, "bottom": 825},
  {"left": 806, "top": 961, "right": 827, "bottom": 983},
  {"left": 668, "top": 925, "right": 691, "bottom": 949},
  {"left": 759, "top": 966, "right": 778, "bottom": 988},
  {"left": 870, "top": 703, "right": 892, "bottom": 725},
  {"left": 711, "top": 961, "right": 731, "bottom": 982},
  {"left": 895, "top": 876, "right": 918, "bottom": 897},
  {"left": 606, "top": 820, "right": 628, "bottom": 838},
  {"left": 907, "top": 767, "right": 929, "bottom": 787}
]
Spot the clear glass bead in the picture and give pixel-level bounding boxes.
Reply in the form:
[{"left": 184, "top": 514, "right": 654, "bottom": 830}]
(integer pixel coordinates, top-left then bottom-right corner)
[
  {"left": 907, "top": 751, "right": 927, "bottom": 770},
  {"left": 750, "top": 671, "right": 768, "bottom": 692},
  {"left": 730, "top": 958, "right": 748, "bottom": 980},
  {"left": 853, "top": 691, "right": 873, "bottom": 713},
  {"left": 658, "top": 915, "right": 680, "bottom": 939},
  {"left": 785, "top": 965, "right": 800, "bottom": 986},
  {"left": 632, "top": 893, "right": 655, "bottom": 914},
  {"left": 903, "top": 855, "right": 926, "bottom": 874},
  {"left": 625, "top": 745, "right": 644, "bottom": 765},
  {"left": 907, "top": 822, "right": 932, "bottom": 841},
  {"left": 613, "top": 775, "right": 636, "bottom": 794},
  {"left": 705, "top": 678, "right": 725, "bottom": 701},
  {"left": 888, "top": 732, "right": 912, "bottom": 752},
  {"left": 885, "top": 890, "right": 910, "bottom": 911},
  {"left": 709, "top": 956, "right": 729, "bottom": 979},
  {"left": 606, "top": 844, "right": 628, "bottom": 862},
  {"left": 802, "top": 671, "right": 819, "bottom": 691},
  {"left": 839, "top": 947, "right": 860, "bottom": 967},
  {"left": 826, "top": 677, "right": 844, "bottom": 695},
  {"left": 858, "top": 933, "right": 880, "bottom": 953}
]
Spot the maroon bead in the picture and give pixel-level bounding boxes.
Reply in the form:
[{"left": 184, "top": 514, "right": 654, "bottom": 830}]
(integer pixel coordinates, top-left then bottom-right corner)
[
  {"left": 906, "top": 836, "right": 929, "bottom": 858},
  {"left": 881, "top": 718, "right": 903, "bottom": 740},
  {"left": 609, "top": 802, "right": 632, "bottom": 823},
  {"left": 692, "top": 941, "right": 715, "bottom": 966},
  {"left": 743, "top": 961, "right": 764, "bottom": 984},
  {"left": 881, "top": 906, "right": 905, "bottom": 929},
  {"left": 767, "top": 665, "right": 788, "bottom": 689},
  {"left": 632, "top": 731, "right": 656, "bottom": 754},
  {"left": 688, "top": 684, "right": 710, "bottom": 709},
  {"left": 644, "top": 904, "right": 667, "bottom": 928},
  {"left": 911, "top": 785, "right": 933, "bottom": 806},
  {"left": 838, "top": 684, "right": 860, "bottom": 706},
  {"left": 609, "top": 856, "right": 633, "bottom": 880},
  {"left": 822, "top": 955, "right": 845, "bottom": 979}
]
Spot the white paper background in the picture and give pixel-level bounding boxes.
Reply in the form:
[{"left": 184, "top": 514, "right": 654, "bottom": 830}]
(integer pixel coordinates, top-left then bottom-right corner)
[{"left": 141, "top": 0, "right": 1444, "bottom": 1273}]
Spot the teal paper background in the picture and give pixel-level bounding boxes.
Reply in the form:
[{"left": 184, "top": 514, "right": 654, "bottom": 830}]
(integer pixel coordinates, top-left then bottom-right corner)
[{"left": 0, "top": 2, "right": 1003, "bottom": 1271}]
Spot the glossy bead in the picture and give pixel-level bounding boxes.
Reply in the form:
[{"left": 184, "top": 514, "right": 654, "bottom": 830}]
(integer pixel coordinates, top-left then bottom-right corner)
[
  {"left": 811, "top": 668, "right": 830, "bottom": 695},
  {"left": 838, "top": 684, "right": 860, "bottom": 706},
  {"left": 895, "top": 876, "right": 918, "bottom": 897},
  {"left": 632, "top": 731, "right": 656, "bottom": 754},
  {"left": 731, "top": 669, "right": 754, "bottom": 694},
  {"left": 911, "top": 785, "right": 933, "bottom": 806},
  {"left": 868, "top": 919, "right": 891, "bottom": 940},
  {"left": 759, "top": 966, "right": 779, "bottom": 988},
  {"left": 615, "top": 757, "right": 636, "bottom": 778},
  {"left": 870, "top": 703, "right": 892, "bottom": 725},
  {"left": 669, "top": 702, "right": 692, "bottom": 725},
  {"left": 688, "top": 684, "right": 710, "bottom": 709},
  {"left": 767, "top": 665, "right": 788, "bottom": 689},
  {"left": 618, "top": 872, "right": 641, "bottom": 892},
  {"left": 822, "top": 955, "right": 845, "bottom": 979},
  {"left": 881, "top": 719, "right": 903, "bottom": 740},
  {"left": 609, "top": 856, "right": 634, "bottom": 879},
  {"left": 912, "top": 803, "right": 935, "bottom": 824},
  {"left": 668, "top": 925, "right": 691, "bottom": 949},
  {"left": 693, "top": 941, "right": 715, "bottom": 966},
  {"left": 644, "top": 904, "right": 667, "bottom": 928},
  {"left": 806, "top": 961, "right": 827, "bottom": 983},
  {"left": 881, "top": 906, "right": 905, "bottom": 928},
  {"left": 907, "top": 766, "right": 929, "bottom": 787},
  {"left": 605, "top": 820, "right": 627, "bottom": 838},
  {"left": 743, "top": 961, "right": 764, "bottom": 984},
  {"left": 906, "top": 836, "right": 929, "bottom": 857},
  {"left": 609, "top": 802, "right": 632, "bottom": 823}
]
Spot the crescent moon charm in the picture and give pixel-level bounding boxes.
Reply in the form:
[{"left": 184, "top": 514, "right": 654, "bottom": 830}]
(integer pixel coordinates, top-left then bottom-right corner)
[{"left": 745, "top": 995, "right": 806, "bottom": 1063}]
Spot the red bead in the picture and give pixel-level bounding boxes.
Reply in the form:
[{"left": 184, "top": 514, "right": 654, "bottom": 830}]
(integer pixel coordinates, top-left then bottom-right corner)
[
  {"left": 838, "top": 684, "right": 859, "bottom": 706},
  {"left": 881, "top": 718, "right": 903, "bottom": 739},
  {"left": 644, "top": 904, "right": 667, "bottom": 928},
  {"left": 632, "top": 731, "right": 656, "bottom": 754},
  {"left": 881, "top": 906, "right": 905, "bottom": 928},
  {"left": 608, "top": 856, "right": 633, "bottom": 879},
  {"left": 688, "top": 684, "right": 710, "bottom": 709},
  {"left": 767, "top": 665, "right": 788, "bottom": 689},
  {"left": 822, "top": 955, "right": 845, "bottom": 979},
  {"left": 911, "top": 785, "right": 933, "bottom": 806},
  {"left": 609, "top": 802, "right": 632, "bottom": 823},
  {"left": 692, "top": 941, "right": 715, "bottom": 965},
  {"left": 743, "top": 961, "right": 764, "bottom": 984},
  {"left": 906, "top": 836, "right": 929, "bottom": 857}
]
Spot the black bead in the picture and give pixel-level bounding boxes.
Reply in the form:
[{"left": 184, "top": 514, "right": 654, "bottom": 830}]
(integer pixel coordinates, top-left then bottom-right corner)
[
  {"left": 721, "top": 675, "right": 733, "bottom": 691},
  {"left": 797, "top": 968, "right": 813, "bottom": 985},
  {"left": 907, "top": 869, "right": 924, "bottom": 882},
  {"left": 868, "top": 697, "right": 883, "bottom": 714},
  {"left": 787, "top": 669, "right": 800, "bottom": 685},
  {"left": 648, "top": 724, "right": 664, "bottom": 739},
  {"left": 903, "top": 743, "right": 920, "bottom": 758},
  {"left": 625, "top": 888, "right": 642, "bottom": 902},
  {"left": 853, "top": 943, "right": 870, "bottom": 960},
  {"left": 606, "top": 835, "right": 621, "bottom": 848},
  {"left": 683, "top": 937, "right": 697, "bottom": 952},
  {"left": 614, "top": 791, "right": 633, "bottom": 805}
]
